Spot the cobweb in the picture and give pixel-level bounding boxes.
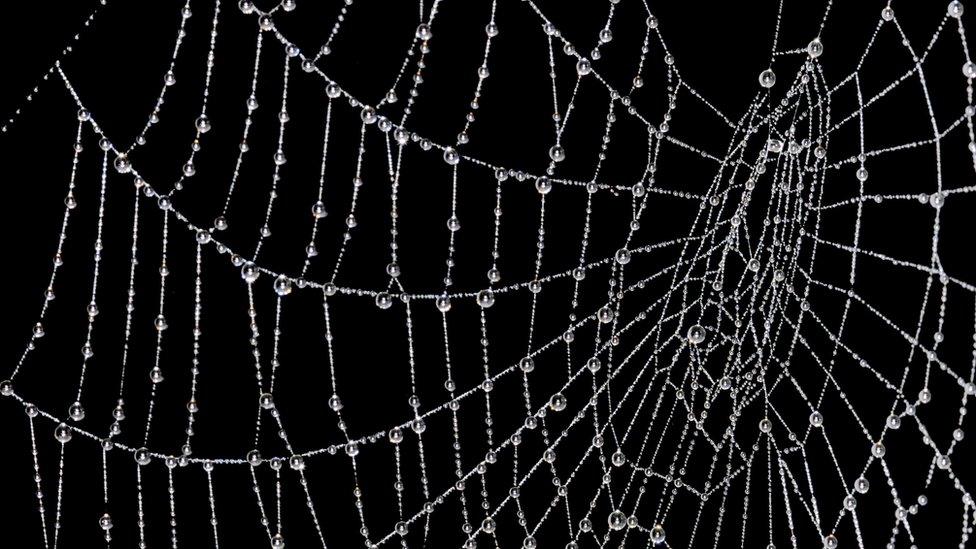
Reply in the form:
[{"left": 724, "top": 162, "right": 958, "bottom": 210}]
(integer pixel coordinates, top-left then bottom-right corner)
[{"left": 2, "top": 1, "right": 976, "bottom": 548}]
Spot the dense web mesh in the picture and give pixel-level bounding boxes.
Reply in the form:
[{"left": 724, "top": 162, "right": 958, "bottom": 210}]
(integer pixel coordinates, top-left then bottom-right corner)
[{"left": 2, "top": 1, "right": 976, "bottom": 549}]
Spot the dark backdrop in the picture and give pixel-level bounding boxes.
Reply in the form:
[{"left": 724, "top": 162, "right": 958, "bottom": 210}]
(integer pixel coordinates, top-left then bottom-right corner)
[{"left": 1, "top": 1, "right": 974, "bottom": 548}]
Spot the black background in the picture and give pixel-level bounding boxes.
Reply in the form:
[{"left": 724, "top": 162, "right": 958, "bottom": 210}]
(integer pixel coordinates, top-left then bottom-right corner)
[{"left": 1, "top": 1, "right": 974, "bottom": 548}]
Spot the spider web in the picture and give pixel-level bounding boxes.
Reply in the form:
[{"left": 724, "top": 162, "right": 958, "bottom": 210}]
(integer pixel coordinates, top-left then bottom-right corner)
[{"left": 2, "top": 1, "right": 975, "bottom": 549}]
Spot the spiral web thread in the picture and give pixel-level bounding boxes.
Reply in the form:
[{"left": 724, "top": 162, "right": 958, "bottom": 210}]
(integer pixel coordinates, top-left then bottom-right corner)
[{"left": 3, "top": 1, "right": 976, "bottom": 549}]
